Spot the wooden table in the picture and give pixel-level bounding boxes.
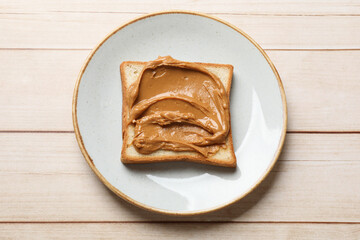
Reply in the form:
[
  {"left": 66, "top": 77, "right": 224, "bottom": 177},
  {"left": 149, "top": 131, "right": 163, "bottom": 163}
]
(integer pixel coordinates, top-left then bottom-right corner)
[{"left": 1, "top": 1, "right": 360, "bottom": 239}]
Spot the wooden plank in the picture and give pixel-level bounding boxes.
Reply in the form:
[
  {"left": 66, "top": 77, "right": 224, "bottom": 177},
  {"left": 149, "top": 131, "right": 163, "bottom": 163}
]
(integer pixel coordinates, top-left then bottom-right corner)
[
  {"left": 2, "top": 0, "right": 360, "bottom": 15},
  {"left": 0, "top": 13, "right": 359, "bottom": 49},
  {"left": 279, "top": 133, "right": 360, "bottom": 161},
  {"left": 1, "top": 50, "right": 360, "bottom": 131},
  {"left": 0, "top": 223, "right": 359, "bottom": 239},
  {"left": 268, "top": 50, "right": 360, "bottom": 131},
  {"left": 0, "top": 133, "right": 359, "bottom": 222},
  {"left": 0, "top": 50, "right": 85, "bottom": 131}
]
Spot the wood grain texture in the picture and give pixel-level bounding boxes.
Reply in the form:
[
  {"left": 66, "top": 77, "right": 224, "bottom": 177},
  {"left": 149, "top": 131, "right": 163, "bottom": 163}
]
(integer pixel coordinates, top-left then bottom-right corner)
[
  {"left": 1, "top": 0, "right": 359, "bottom": 238},
  {"left": 0, "top": 13, "right": 359, "bottom": 49},
  {"left": 1, "top": 50, "right": 359, "bottom": 131},
  {"left": 0, "top": 50, "right": 85, "bottom": 131},
  {"left": 2, "top": 0, "right": 360, "bottom": 15},
  {"left": 269, "top": 50, "right": 360, "bottom": 131},
  {"left": 0, "top": 133, "right": 359, "bottom": 222},
  {"left": 0, "top": 223, "right": 359, "bottom": 240}
]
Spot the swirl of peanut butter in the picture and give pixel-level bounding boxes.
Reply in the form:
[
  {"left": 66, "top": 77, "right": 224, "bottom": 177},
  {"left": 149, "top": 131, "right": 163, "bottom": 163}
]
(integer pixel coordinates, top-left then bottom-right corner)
[{"left": 127, "top": 56, "right": 230, "bottom": 157}]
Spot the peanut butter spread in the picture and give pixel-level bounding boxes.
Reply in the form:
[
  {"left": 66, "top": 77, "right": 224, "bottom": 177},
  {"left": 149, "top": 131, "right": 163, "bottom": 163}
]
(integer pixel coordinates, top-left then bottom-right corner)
[{"left": 127, "top": 56, "right": 230, "bottom": 157}]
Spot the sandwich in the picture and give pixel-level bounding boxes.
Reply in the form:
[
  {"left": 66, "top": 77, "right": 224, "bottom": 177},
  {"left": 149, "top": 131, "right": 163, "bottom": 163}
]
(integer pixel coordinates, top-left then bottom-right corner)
[{"left": 120, "top": 56, "right": 236, "bottom": 167}]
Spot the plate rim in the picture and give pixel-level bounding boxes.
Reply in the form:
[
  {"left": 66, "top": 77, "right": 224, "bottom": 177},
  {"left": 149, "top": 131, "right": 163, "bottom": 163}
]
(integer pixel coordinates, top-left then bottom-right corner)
[{"left": 72, "top": 10, "right": 288, "bottom": 216}]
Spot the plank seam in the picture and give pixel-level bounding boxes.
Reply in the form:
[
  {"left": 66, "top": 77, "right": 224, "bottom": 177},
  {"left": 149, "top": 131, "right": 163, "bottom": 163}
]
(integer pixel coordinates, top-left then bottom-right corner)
[
  {"left": 1, "top": 131, "right": 360, "bottom": 134},
  {"left": 0, "top": 48, "right": 360, "bottom": 51},
  {"left": 0, "top": 221, "right": 359, "bottom": 224},
  {"left": 1, "top": 11, "right": 360, "bottom": 17}
]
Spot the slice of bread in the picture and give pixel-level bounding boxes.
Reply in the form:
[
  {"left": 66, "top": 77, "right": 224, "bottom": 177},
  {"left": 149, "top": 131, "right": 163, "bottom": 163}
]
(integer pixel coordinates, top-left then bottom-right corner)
[{"left": 120, "top": 60, "right": 236, "bottom": 167}]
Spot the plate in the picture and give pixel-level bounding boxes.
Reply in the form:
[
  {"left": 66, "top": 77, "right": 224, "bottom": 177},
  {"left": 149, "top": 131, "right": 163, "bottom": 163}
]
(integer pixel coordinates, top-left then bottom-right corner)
[{"left": 73, "top": 11, "right": 287, "bottom": 215}]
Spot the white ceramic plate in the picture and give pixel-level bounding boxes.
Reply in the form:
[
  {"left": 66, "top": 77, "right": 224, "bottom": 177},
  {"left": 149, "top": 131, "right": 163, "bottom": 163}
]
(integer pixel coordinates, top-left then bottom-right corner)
[{"left": 73, "top": 11, "right": 287, "bottom": 215}]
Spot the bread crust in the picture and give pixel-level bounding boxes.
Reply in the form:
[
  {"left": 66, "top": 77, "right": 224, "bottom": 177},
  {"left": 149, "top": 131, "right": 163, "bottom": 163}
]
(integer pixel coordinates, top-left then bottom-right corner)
[{"left": 120, "top": 61, "right": 236, "bottom": 167}]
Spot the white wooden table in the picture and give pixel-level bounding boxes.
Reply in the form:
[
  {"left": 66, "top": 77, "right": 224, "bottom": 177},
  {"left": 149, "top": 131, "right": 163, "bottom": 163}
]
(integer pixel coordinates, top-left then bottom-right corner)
[{"left": 1, "top": 1, "right": 359, "bottom": 239}]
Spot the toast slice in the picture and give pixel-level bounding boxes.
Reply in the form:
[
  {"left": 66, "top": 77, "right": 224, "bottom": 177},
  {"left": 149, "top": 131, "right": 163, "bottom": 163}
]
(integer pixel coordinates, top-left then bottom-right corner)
[{"left": 120, "top": 60, "right": 236, "bottom": 167}]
